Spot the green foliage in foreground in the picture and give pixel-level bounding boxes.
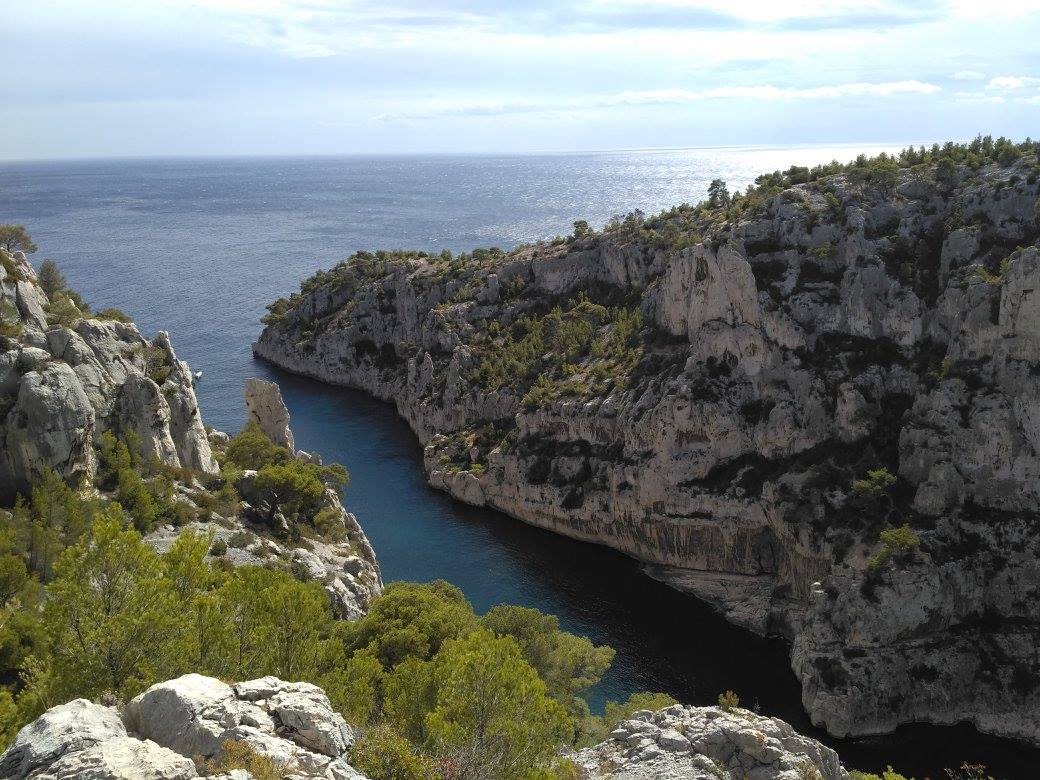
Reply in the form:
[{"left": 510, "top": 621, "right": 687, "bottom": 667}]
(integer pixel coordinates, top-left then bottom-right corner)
[{"left": 0, "top": 468, "right": 668, "bottom": 778}]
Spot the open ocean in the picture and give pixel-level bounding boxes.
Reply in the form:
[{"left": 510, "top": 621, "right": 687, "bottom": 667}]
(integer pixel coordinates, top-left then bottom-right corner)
[{"left": 2, "top": 145, "right": 1034, "bottom": 777}]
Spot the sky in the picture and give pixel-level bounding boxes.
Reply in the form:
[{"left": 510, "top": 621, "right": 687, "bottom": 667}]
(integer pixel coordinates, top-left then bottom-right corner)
[{"left": 3, "top": 0, "right": 1040, "bottom": 159}]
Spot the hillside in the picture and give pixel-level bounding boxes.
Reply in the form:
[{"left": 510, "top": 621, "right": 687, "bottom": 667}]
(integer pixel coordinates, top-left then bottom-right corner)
[{"left": 254, "top": 137, "right": 1040, "bottom": 744}]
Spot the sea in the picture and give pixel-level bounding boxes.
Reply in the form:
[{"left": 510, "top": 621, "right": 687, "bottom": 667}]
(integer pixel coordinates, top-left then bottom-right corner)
[{"left": 1, "top": 145, "right": 1034, "bottom": 777}]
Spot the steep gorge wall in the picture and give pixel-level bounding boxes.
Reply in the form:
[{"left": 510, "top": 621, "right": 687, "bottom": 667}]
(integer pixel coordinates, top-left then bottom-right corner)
[{"left": 254, "top": 155, "right": 1040, "bottom": 743}]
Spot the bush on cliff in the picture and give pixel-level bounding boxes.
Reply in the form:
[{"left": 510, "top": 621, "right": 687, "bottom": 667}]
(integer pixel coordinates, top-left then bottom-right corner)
[
  {"left": 225, "top": 419, "right": 291, "bottom": 470},
  {"left": 0, "top": 224, "right": 37, "bottom": 254},
  {"left": 36, "top": 259, "right": 66, "bottom": 298},
  {"left": 470, "top": 293, "right": 645, "bottom": 405}
]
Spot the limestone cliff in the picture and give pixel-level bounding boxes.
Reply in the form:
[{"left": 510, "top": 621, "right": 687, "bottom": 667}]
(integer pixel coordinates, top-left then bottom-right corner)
[
  {"left": 253, "top": 145, "right": 1040, "bottom": 744},
  {"left": 0, "top": 249, "right": 217, "bottom": 499},
  {"left": 0, "top": 248, "right": 381, "bottom": 620}
]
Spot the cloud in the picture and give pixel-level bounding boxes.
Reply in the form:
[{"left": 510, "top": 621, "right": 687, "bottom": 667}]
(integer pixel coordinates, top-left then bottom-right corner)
[
  {"left": 955, "top": 91, "right": 1006, "bottom": 103},
  {"left": 987, "top": 75, "right": 1040, "bottom": 90},
  {"left": 951, "top": 70, "right": 985, "bottom": 80},
  {"left": 377, "top": 80, "right": 941, "bottom": 121}
]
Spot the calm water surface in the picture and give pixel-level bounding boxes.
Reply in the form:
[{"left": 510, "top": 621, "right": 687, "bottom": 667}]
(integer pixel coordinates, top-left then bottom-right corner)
[{"left": 1, "top": 148, "right": 1034, "bottom": 777}]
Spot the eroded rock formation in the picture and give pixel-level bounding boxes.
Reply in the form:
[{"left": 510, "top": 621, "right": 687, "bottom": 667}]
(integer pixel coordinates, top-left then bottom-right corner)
[{"left": 0, "top": 250, "right": 217, "bottom": 499}]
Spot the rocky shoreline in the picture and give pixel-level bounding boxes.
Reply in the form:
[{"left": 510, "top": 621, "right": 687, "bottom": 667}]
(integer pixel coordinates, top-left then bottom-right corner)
[{"left": 253, "top": 146, "right": 1040, "bottom": 745}]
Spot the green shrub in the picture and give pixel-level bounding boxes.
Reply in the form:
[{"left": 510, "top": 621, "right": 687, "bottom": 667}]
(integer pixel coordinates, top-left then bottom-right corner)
[
  {"left": 0, "top": 252, "right": 26, "bottom": 282},
  {"left": 880, "top": 524, "right": 920, "bottom": 554},
  {"left": 225, "top": 421, "right": 292, "bottom": 471},
  {"left": 254, "top": 460, "right": 328, "bottom": 521},
  {"left": 199, "top": 739, "right": 284, "bottom": 780},
  {"left": 0, "top": 224, "right": 37, "bottom": 254},
  {"left": 313, "top": 506, "right": 346, "bottom": 541},
  {"left": 850, "top": 767, "right": 913, "bottom": 780},
  {"left": 96, "top": 307, "right": 132, "bottom": 323},
  {"left": 975, "top": 258, "right": 1009, "bottom": 285},
  {"left": 851, "top": 467, "right": 898, "bottom": 495},
  {"left": 717, "top": 690, "right": 740, "bottom": 712},
  {"left": 36, "top": 259, "right": 67, "bottom": 298},
  {"left": 227, "top": 530, "right": 254, "bottom": 548},
  {"left": 0, "top": 301, "right": 24, "bottom": 339},
  {"left": 209, "top": 538, "right": 228, "bottom": 556},
  {"left": 807, "top": 242, "right": 834, "bottom": 259},
  {"left": 867, "top": 524, "right": 921, "bottom": 571},
  {"left": 145, "top": 345, "right": 172, "bottom": 385},
  {"left": 350, "top": 724, "right": 439, "bottom": 780}
]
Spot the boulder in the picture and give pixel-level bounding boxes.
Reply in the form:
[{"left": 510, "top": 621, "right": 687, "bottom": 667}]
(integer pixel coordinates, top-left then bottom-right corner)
[
  {"left": 573, "top": 704, "right": 848, "bottom": 779},
  {"left": 1, "top": 675, "right": 370, "bottom": 779},
  {"left": 0, "top": 698, "right": 196, "bottom": 780}
]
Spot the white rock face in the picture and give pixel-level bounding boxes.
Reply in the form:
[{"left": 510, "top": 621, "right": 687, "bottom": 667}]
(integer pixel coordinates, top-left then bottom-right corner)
[
  {"left": 244, "top": 377, "right": 295, "bottom": 452},
  {"left": 0, "top": 675, "right": 371, "bottom": 779},
  {"left": 573, "top": 704, "right": 848, "bottom": 780},
  {"left": 0, "top": 698, "right": 197, "bottom": 780},
  {"left": 0, "top": 250, "right": 218, "bottom": 499},
  {"left": 252, "top": 158, "right": 1040, "bottom": 743}
]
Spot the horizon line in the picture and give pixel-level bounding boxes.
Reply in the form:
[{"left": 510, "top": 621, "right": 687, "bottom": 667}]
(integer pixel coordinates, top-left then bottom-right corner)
[{"left": 0, "top": 138, "right": 949, "bottom": 166}]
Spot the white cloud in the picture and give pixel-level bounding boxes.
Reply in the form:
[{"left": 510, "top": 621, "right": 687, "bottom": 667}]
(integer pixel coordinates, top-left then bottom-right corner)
[
  {"left": 951, "top": 70, "right": 985, "bottom": 80},
  {"left": 987, "top": 75, "right": 1040, "bottom": 90},
  {"left": 947, "top": 0, "right": 1040, "bottom": 18},
  {"left": 955, "top": 91, "right": 1006, "bottom": 103},
  {"left": 378, "top": 80, "right": 941, "bottom": 121}
]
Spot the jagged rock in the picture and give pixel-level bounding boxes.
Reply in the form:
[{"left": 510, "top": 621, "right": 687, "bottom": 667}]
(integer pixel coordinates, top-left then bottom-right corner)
[
  {"left": 252, "top": 156, "right": 1040, "bottom": 744},
  {"left": 0, "top": 361, "right": 97, "bottom": 494},
  {"left": 573, "top": 704, "right": 848, "bottom": 779},
  {"left": 1, "top": 676, "right": 369, "bottom": 779},
  {"left": 244, "top": 377, "right": 295, "bottom": 452},
  {"left": 0, "top": 698, "right": 197, "bottom": 780},
  {"left": 0, "top": 250, "right": 218, "bottom": 500},
  {"left": 125, "top": 674, "right": 365, "bottom": 777}
]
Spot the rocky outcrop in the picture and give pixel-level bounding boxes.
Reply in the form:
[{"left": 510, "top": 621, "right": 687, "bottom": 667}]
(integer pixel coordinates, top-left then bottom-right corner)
[
  {"left": 0, "top": 250, "right": 217, "bottom": 500},
  {"left": 253, "top": 152, "right": 1040, "bottom": 744},
  {"left": 573, "top": 704, "right": 848, "bottom": 779},
  {"left": 245, "top": 377, "right": 295, "bottom": 453},
  {"left": 0, "top": 674, "right": 369, "bottom": 779}
]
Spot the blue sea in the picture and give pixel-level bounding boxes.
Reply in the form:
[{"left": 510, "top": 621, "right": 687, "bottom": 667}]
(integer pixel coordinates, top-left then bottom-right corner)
[{"left": 1, "top": 146, "right": 1033, "bottom": 777}]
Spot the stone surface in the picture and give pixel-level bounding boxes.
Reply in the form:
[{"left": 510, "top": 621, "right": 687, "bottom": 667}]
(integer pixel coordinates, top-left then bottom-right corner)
[
  {"left": 573, "top": 704, "right": 848, "bottom": 779},
  {"left": 0, "top": 674, "right": 372, "bottom": 779},
  {"left": 244, "top": 377, "right": 295, "bottom": 452},
  {"left": 0, "top": 698, "right": 197, "bottom": 780},
  {"left": 0, "top": 250, "right": 218, "bottom": 499},
  {"left": 252, "top": 156, "right": 1040, "bottom": 743}
]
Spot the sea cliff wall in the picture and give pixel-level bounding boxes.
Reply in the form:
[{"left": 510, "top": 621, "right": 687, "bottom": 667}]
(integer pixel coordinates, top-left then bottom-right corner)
[{"left": 254, "top": 148, "right": 1040, "bottom": 743}]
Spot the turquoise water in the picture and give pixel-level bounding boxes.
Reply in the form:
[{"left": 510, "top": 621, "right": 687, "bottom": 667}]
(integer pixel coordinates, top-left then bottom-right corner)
[{"left": 0, "top": 148, "right": 1034, "bottom": 777}]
